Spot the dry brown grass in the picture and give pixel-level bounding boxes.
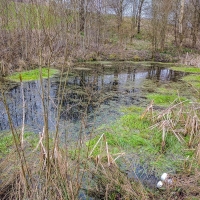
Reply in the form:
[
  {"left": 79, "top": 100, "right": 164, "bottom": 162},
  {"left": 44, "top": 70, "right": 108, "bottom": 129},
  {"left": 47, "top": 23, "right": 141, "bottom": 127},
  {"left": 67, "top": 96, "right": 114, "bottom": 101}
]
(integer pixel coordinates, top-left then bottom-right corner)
[
  {"left": 144, "top": 100, "right": 200, "bottom": 156},
  {"left": 0, "top": 135, "right": 150, "bottom": 200},
  {"left": 140, "top": 99, "right": 200, "bottom": 199}
]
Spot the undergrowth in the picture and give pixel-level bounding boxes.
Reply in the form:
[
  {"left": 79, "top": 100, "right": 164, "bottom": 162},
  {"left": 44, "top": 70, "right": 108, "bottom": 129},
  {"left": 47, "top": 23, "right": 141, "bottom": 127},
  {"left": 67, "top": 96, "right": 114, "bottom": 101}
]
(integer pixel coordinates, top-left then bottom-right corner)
[{"left": 0, "top": 131, "right": 39, "bottom": 158}]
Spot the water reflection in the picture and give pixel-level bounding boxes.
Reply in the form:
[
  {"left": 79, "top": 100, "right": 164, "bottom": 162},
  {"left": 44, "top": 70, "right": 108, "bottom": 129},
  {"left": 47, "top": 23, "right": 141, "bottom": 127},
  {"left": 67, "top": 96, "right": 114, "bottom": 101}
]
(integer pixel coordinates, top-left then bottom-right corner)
[{"left": 0, "top": 63, "right": 185, "bottom": 133}]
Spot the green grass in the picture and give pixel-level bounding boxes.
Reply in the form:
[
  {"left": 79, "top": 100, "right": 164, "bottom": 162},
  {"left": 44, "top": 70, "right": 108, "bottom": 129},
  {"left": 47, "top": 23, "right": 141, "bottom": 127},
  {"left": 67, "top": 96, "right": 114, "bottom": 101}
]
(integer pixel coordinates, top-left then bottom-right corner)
[
  {"left": 183, "top": 75, "right": 200, "bottom": 82},
  {"left": 146, "top": 93, "right": 187, "bottom": 106},
  {"left": 87, "top": 106, "right": 192, "bottom": 173},
  {"left": 156, "top": 87, "right": 177, "bottom": 94},
  {"left": 171, "top": 66, "right": 200, "bottom": 73},
  {"left": 182, "top": 74, "right": 200, "bottom": 89},
  {"left": 0, "top": 130, "right": 56, "bottom": 158},
  {"left": 7, "top": 68, "right": 59, "bottom": 82},
  {"left": 0, "top": 131, "right": 39, "bottom": 158},
  {"left": 0, "top": 133, "right": 13, "bottom": 157}
]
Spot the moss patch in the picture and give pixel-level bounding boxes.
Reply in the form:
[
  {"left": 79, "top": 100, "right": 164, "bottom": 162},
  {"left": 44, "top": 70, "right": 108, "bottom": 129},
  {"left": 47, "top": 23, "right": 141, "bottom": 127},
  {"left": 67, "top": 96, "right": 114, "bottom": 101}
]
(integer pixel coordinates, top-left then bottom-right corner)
[
  {"left": 7, "top": 68, "right": 59, "bottom": 82},
  {"left": 171, "top": 66, "right": 200, "bottom": 73}
]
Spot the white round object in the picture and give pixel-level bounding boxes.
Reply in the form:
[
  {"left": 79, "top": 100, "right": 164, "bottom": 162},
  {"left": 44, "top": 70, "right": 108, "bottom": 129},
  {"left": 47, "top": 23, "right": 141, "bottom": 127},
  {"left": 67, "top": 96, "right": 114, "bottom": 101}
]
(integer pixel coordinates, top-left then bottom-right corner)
[
  {"left": 156, "top": 181, "right": 163, "bottom": 188},
  {"left": 161, "top": 173, "right": 168, "bottom": 181}
]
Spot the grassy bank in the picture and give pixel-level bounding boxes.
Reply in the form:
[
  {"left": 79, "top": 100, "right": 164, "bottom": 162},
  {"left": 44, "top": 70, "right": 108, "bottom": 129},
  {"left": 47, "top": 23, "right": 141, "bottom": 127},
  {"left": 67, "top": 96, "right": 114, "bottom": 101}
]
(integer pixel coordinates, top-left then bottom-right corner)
[
  {"left": 7, "top": 67, "right": 59, "bottom": 82},
  {"left": 171, "top": 65, "right": 200, "bottom": 92}
]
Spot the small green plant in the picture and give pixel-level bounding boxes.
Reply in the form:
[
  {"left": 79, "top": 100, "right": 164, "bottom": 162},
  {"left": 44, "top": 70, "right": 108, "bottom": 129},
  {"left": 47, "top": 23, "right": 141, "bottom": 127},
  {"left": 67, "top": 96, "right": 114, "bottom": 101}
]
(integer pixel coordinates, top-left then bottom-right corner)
[
  {"left": 135, "top": 33, "right": 142, "bottom": 40},
  {"left": 182, "top": 47, "right": 197, "bottom": 54}
]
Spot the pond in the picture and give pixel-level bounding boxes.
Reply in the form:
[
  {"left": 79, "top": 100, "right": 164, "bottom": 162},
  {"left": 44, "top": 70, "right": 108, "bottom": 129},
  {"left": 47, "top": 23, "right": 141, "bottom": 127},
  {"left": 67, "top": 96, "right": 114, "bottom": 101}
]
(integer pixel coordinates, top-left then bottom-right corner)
[{"left": 0, "top": 62, "right": 187, "bottom": 140}]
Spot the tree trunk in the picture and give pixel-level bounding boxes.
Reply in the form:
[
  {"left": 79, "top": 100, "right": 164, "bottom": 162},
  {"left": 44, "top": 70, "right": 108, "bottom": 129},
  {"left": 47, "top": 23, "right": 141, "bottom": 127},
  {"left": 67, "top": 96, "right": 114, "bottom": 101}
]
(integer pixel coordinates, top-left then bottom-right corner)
[
  {"left": 137, "top": 0, "right": 145, "bottom": 34},
  {"left": 191, "top": 0, "right": 200, "bottom": 48},
  {"left": 178, "top": 0, "right": 185, "bottom": 47},
  {"left": 79, "top": 0, "right": 85, "bottom": 33}
]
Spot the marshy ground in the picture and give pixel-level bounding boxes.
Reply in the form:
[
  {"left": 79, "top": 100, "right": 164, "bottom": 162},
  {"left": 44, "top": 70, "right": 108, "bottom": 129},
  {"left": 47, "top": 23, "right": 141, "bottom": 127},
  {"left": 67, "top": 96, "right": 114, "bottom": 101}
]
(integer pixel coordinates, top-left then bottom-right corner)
[{"left": 0, "top": 62, "right": 200, "bottom": 199}]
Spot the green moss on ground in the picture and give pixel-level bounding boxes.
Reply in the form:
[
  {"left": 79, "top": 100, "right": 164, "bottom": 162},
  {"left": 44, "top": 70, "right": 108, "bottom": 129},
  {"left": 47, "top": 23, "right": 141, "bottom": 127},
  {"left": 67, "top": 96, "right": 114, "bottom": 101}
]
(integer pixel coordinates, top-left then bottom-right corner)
[{"left": 7, "top": 68, "right": 59, "bottom": 82}]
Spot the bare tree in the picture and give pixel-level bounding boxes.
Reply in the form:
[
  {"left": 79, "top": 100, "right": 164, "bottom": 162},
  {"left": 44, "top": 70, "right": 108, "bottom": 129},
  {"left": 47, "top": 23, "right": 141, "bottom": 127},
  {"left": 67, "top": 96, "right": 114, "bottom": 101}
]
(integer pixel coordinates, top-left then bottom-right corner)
[
  {"left": 171, "top": 0, "right": 180, "bottom": 46},
  {"left": 136, "top": 0, "right": 145, "bottom": 34},
  {"left": 159, "top": 0, "right": 173, "bottom": 50}
]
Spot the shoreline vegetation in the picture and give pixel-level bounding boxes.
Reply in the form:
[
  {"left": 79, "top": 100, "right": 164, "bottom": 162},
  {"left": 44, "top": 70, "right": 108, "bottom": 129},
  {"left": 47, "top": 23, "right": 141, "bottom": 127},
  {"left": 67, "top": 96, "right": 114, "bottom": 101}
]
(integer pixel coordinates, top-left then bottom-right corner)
[
  {"left": 0, "top": 64, "right": 200, "bottom": 199},
  {"left": 0, "top": 97, "right": 199, "bottom": 199},
  {"left": 7, "top": 67, "right": 59, "bottom": 82},
  {"left": 0, "top": 0, "right": 200, "bottom": 199}
]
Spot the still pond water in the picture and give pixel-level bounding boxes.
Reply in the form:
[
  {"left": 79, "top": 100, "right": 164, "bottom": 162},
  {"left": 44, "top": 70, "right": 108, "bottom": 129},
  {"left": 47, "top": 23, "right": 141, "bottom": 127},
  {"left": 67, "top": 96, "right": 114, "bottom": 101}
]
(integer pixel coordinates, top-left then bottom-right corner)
[{"left": 0, "top": 62, "right": 186, "bottom": 139}]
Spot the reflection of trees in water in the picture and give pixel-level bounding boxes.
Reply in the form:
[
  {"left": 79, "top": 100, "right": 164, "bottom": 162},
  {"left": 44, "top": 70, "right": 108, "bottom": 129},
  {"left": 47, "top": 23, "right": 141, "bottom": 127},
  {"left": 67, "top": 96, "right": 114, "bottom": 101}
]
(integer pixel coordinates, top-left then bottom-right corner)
[
  {"left": 0, "top": 81, "right": 58, "bottom": 131},
  {"left": 147, "top": 65, "right": 184, "bottom": 81},
  {"left": 127, "top": 67, "right": 136, "bottom": 82},
  {"left": 0, "top": 65, "right": 185, "bottom": 132},
  {"left": 147, "top": 66, "right": 162, "bottom": 79},
  {"left": 112, "top": 68, "right": 119, "bottom": 90}
]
